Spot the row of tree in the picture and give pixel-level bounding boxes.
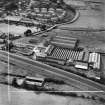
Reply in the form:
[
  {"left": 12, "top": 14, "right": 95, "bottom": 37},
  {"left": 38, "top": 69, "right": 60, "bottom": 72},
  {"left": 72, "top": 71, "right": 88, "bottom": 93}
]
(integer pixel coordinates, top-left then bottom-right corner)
[{"left": 0, "top": 0, "right": 18, "bottom": 11}]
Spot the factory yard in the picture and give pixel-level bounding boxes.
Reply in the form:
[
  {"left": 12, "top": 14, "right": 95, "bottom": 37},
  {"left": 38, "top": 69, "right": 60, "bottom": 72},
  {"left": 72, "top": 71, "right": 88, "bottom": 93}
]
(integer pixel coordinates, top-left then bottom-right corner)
[
  {"left": 0, "top": 0, "right": 105, "bottom": 105},
  {"left": 0, "top": 24, "right": 105, "bottom": 104}
]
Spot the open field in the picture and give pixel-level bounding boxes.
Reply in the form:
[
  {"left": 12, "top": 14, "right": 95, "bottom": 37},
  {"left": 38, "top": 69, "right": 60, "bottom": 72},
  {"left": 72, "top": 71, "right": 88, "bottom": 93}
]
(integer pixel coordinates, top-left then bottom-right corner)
[
  {"left": 0, "top": 84, "right": 105, "bottom": 105},
  {"left": 62, "top": 0, "right": 105, "bottom": 28}
]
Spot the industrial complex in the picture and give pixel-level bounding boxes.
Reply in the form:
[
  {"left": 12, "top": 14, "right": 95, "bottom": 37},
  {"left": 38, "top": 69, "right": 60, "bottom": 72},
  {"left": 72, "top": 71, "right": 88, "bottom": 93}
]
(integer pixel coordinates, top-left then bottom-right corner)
[{"left": 0, "top": 0, "right": 105, "bottom": 105}]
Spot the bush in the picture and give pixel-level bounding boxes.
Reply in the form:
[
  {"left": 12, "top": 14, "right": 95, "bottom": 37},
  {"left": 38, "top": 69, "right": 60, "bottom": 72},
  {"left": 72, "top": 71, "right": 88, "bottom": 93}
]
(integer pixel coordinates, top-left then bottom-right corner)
[{"left": 99, "top": 98, "right": 105, "bottom": 103}]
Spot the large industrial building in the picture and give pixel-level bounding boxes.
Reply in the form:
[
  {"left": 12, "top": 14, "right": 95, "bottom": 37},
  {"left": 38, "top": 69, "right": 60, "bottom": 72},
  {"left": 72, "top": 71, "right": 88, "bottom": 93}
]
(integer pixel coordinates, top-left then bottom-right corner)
[{"left": 0, "top": 0, "right": 105, "bottom": 105}]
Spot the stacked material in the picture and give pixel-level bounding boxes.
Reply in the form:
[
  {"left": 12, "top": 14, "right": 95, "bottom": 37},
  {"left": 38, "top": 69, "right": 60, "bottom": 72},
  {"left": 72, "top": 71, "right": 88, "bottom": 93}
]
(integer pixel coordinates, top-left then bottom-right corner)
[
  {"left": 50, "top": 47, "right": 80, "bottom": 60},
  {"left": 88, "top": 52, "right": 101, "bottom": 70},
  {"left": 50, "top": 36, "right": 78, "bottom": 49}
]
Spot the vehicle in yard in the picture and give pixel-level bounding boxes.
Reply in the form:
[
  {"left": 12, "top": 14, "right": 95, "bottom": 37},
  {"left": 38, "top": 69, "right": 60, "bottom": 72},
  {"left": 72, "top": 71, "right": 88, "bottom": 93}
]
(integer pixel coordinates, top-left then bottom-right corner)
[{"left": 3, "top": 73, "right": 45, "bottom": 89}]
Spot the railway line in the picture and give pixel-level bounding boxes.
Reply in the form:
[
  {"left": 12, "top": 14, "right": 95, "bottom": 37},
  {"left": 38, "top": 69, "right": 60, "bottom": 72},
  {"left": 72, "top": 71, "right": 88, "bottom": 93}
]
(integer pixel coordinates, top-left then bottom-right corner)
[{"left": 0, "top": 50, "right": 105, "bottom": 99}]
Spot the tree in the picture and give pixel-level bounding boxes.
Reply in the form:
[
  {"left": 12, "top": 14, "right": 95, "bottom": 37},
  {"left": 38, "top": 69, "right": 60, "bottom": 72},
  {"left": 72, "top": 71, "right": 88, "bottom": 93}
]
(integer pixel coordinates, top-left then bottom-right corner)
[
  {"left": 4, "top": 2, "right": 18, "bottom": 11},
  {"left": 24, "top": 29, "right": 32, "bottom": 36}
]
